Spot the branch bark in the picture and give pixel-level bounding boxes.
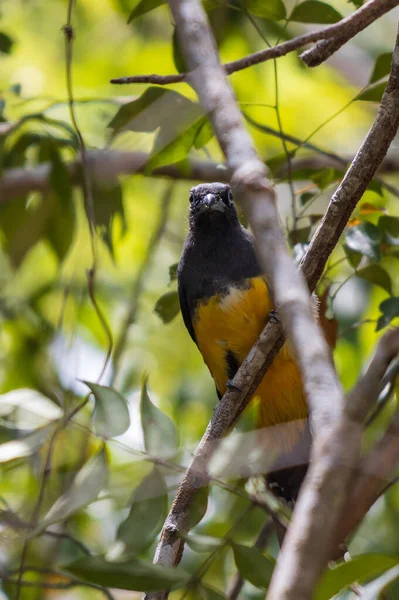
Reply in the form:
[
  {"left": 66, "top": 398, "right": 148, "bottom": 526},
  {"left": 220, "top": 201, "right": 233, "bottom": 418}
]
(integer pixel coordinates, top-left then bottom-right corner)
[
  {"left": 111, "top": 0, "right": 399, "bottom": 86},
  {"left": 0, "top": 151, "right": 230, "bottom": 203}
]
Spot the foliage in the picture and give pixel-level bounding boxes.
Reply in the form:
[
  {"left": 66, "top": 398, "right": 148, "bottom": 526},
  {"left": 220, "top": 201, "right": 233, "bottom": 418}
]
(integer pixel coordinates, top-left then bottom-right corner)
[{"left": 0, "top": 0, "right": 399, "bottom": 598}]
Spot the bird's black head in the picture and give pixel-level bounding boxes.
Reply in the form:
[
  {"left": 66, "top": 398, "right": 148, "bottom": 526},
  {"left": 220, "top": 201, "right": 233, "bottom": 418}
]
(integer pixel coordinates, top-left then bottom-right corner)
[{"left": 189, "top": 182, "right": 239, "bottom": 230}]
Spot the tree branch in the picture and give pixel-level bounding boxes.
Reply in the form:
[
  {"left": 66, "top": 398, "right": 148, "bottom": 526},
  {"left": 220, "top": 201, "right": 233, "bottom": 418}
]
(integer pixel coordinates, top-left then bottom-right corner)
[
  {"left": 301, "top": 0, "right": 399, "bottom": 67},
  {"left": 0, "top": 151, "right": 230, "bottom": 203},
  {"left": 111, "top": 0, "right": 399, "bottom": 86}
]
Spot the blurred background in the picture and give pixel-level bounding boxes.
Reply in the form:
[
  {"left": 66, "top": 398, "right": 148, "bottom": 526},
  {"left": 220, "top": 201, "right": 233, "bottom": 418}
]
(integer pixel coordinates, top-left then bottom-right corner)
[{"left": 1, "top": 0, "right": 399, "bottom": 598}]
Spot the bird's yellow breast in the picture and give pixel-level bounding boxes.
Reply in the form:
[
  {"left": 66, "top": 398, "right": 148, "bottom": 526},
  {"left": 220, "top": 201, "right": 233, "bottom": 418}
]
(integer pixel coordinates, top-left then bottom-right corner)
[{"left": 193, "top": 276, "right": 308, "bottom": 449}]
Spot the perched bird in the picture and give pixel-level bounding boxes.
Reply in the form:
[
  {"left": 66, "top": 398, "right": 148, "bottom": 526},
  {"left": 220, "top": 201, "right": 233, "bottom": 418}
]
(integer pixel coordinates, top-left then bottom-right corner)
[{"left": 177, "top": 182, "right": 311, "bottom": 503}]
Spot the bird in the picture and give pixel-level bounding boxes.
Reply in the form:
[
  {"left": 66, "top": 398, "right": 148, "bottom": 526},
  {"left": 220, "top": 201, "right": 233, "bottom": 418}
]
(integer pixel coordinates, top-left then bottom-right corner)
[{"left": 177, "top": 182, "right": 313, "bottom": 504}]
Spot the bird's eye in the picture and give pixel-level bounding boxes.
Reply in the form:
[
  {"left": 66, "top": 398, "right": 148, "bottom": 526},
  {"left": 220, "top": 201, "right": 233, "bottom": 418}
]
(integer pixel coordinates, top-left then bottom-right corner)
[
  {"left": 227, "top": 190, "right": 233, "bottom": 203},
  {"left": 189, "top": 193, "right": 194, "bottom": 203}
]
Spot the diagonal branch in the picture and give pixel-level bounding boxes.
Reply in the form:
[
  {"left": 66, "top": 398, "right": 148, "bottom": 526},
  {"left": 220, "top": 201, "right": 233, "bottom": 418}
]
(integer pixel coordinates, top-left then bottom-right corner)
[{"left": 111, "top": 0, "right": 399, "bottom": 86}]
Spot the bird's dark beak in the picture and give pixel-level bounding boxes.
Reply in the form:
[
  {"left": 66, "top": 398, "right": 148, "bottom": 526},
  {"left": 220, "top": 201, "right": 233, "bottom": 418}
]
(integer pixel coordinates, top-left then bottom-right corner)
[{"left": 203, "top": 193, "right": 216, "bottom": 207}]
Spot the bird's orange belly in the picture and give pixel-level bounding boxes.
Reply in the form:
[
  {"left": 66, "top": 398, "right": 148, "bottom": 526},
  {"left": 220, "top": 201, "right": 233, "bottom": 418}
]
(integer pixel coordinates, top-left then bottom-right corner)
[{"left": 193, "top": 277, "right": 308, "bottom": 450}]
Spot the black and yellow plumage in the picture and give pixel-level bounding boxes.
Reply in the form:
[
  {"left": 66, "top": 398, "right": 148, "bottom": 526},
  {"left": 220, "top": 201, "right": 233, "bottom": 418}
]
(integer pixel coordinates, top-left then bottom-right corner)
[{"left": 177, "top": 182, "right": 309, "bottom": 502}]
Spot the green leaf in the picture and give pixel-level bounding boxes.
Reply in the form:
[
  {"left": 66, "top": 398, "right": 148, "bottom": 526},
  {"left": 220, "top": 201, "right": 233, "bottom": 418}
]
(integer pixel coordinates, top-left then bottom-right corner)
[
  {"left": 46, "top": 148, "right": 75, "bottom": 261},
  {"left": 289, "top": 226, "right": 311, "bottom": 246},
  {"left": 172, "top": 28, "right": 187, "bottom": 74},
  {"left": 300, "top": 192, "right": 316, "bottom": 206},
  {"left": 42, "top": 447, "right": 108, "bottom": 527},
  {"left": 290, "top": 1, "right": 342, "bottom": 23},
  {"left": 84, "top": 381, "right": 130, "bottom": 438},
  {"left": 360, "top": 564, "right": 399, "bottom": 600},
  {"left": 141, "top": 377, "right": 179, "bottom": 457},
  {"left": 128, "top": 0, "right": 166, "bottom": 21},
  {"left": 188, "top": 485, "right": 209, "bottom": 528},
  {"left": 378, "top": 215, "right": 399, "bottom": 246},
  {"left": 107, "top": 87, "right": 168, "bottom": 135},
  {"left": 357, "top": 82, "right": 386, "bottom": 102},
  {"left": 169, "top": 263, "right": 178, "bottom": 283},
  {"left": 356, "top": 264, "right": 392, "bottom": 294},
  {"left": 311, "top": 167, "right": 338, "bottom": 189},
  {"left": 345, "top": 222, "right": 381, "bottom": 261},
  {"left": 370, "top": 52, "right": 392, "bottom": 84},
  {"left": 0, "top": 427, "right": 51, "bottom": 463},
  {"left": 62, "top": 556, "right": 189, "bottom": 592},
  {"left": 117, "top": 467, "right": 167, "bottom": 553},
  {"left": 0, "top": 195, "right": 52, "bottom": 267},
  {"left": 92, "top": 180, "right": 126, "bottom": 256},
  {"left": 154, "top": 290, "right": 180, "bottom": 323},
  {"left": 376, "top": 297, "right": 399, "bottom": 331},
  {"left": 315, "top": 554, "right": 399, "bottom": 600},
  {"left": 193, "top": 117, "right": 214, "bottom": 149},
  {"left": 0, "top": 32, "right": 14, "bottom": 54},
  {"left": 243, "top": 0, "right": 286, "bottom": 20},
  {"left": 344, "top": 244, "right": 362, "bottom": 269},
  {"left": 201, "top": 585, "right": 225, "bottom": 600},
  {"left": 185, "top": 532, "right": 221, "bottom": 553},
  {"left": 232, "top": 543, "right": 274, "bottom": 589},
  {"left": 148, "top": 106, "right": 205, "bottom": 170},
  {"left": 0, "top": 388, "right": 63, "bottom": 425}
]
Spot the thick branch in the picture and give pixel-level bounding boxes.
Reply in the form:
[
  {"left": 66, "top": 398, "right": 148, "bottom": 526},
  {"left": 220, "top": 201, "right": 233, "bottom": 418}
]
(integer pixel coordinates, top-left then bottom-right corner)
[
  {"left": 111, "top": 0, "right": 399, "bottom": 86},
  {"left": 0, "top": 151, "right": 230, "bottom": 203}
]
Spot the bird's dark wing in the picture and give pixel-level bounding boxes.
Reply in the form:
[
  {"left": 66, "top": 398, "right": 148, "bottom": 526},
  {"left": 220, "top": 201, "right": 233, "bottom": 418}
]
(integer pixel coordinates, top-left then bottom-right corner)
[{"left": 177, "top": 279, "right": 197, "bottom": 343}]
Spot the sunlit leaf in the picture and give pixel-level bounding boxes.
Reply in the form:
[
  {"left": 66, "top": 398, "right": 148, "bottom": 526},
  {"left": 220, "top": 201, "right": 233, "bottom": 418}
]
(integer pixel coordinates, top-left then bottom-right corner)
[
  {"left": 356, "top": 265, "right": 392, "bottom": 294},
  {"left": 290, "top": 1, "right": 342, "bottom": 23},
  {"left": 117, "top": 467, "right": 167, "bottom": 553},
  {"left": 232, "top": 543, "right": 274, "bottom": 589},
  {"left": 315, "top": 554, "right": 399, "bottom": 600},
  {"left": 0, "top": 427, "right": 51, "bottom": 463},
  {"left": 357, "top": 82, "right": 386, "bottom": 102},
  {"left": 345, "top": 222, "right": 381, "bottom": 261},
  {"left": 360, "top": 564, "right": 399, "bottom": 599},
  {"left": 193, "top": 117, "right": 214, "bottom": 149},
  {"left": 369, "top": 52, "right": 392, "bottom": 84},
  {"left": 0, "top": 388, "right": 63, "bottom": 423},
  {"left": 141, "top": 377, "right": 179, "bottom": 457},
  {"left": 0, "top": 32, "right": 14, "bottom": 54},
  {"left": 343, "top": 244, "right": 362, "bottom": 269},
  {"left": 84, "top": 381, "right": 130, "bottom": 438},
  {"left": 108, "top": 87, "right": 168, "bottom": 135},
  {"left": 128, "top": 0, "right": 166, "bottom": 21},
  {"left": 201, "top": 585, "right": 225, "bottom": 600},
  {"left": 243, "top": 0, "right": 286, "bottom": 20},
  {"left": 154, "top": 290, "right": 180, "bottom": 323},
  {"left": 46, "top": 147, "right": 75, "bottom": 261},
  {"left": 376, "top": 297, "right": 399, "bottom": 332},
  {"left": 62, "top": 556, "right": 189, "bottom": 591},
  {"left": 42, "top": 447, "right": 108, "bottom": 527}
]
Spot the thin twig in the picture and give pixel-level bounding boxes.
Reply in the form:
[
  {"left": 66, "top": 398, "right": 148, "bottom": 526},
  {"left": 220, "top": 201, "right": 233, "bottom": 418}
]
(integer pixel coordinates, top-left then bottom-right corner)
[{"left": 110, "top": 0, "right": 399, "bottom": 85}]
